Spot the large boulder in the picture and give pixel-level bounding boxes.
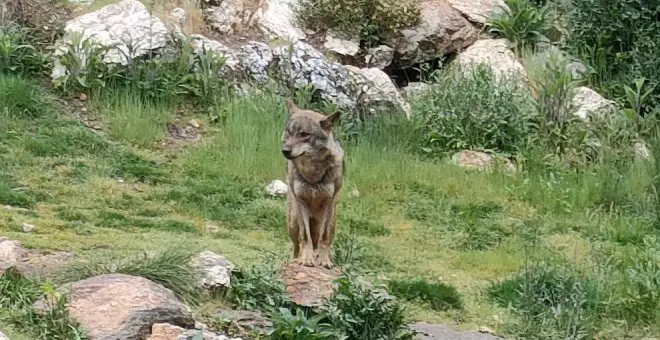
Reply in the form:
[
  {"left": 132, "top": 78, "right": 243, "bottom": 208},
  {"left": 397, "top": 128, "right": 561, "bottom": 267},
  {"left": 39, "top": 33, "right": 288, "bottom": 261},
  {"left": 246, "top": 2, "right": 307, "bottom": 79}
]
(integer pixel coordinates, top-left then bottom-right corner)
[
  {"left": 571, "top": 86, "right": 616, "bottom": 121},
  {"left": 454, "top": 39, "right": 526, "bottom": 83},
  {"left": 344, "top": 66, "right": 412, "bottom": 118},
  {"left": 33, "top": 274, "right": 194, "bottom": 340},
  {"left": 189, "top": 251, "right": 234, "bottom": 289},
  {"left": 254, "top": 0, "right": 305, "bottom": 41},
  {"left": 391, "top": 0, "right": 478, "bottom": 68},
  {"left": 51, "top": 0, "right": 168, "bottom": 80},
  {"left": 447, "top": 0, "right": 509, "bottom": 25}
]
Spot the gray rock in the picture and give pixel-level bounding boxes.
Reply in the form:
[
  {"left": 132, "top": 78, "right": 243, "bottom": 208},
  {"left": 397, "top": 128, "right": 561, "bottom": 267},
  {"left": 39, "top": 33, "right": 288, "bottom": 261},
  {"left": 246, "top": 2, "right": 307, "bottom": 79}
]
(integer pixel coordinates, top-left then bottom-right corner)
[
  {"left": 634, "top": 141, "right": 651, "bottom": 160},
  {"left": 205, "top": 0, "right": 243, "bottom": 34},
  {"left": 344, "top": 66, "right": 412, "bottom": 118},
  {"left": 255, "top": 0, "right": 306, "bottom": 41},
  {"left": 365, "top": 45, "right": 395, "bottom": 69},
  {"left": 324, "top": 31, "right": 360, "bottom": 56},
  {"left": 170, "top": 7, "right": 187, "bottom": 25},
  {"left": 393, "top": 0, "right": 478, "bottom": 68},
  {"left": 0, "top": 330, "right": 8, "bottom": 340},
  {"left": 411, "top": 322, "right": 502, "bottom": 340},
  {"left": 454, "top": 39, "right": 527, "bottom": 83},
  {"left": 189, "top": 34, "right": 240, "bottom": 73},
  {"left": 447, "top": 0, "right": 509, "bottom": 25},
  {"left": 33, "top": 274, "right": 194, "bottom": 340},
  {"left": 402, "top": 82, "right": 431, "bottom": 98},
  {"left": 22, "top": 223, "right": 34, "bottom": 233},
  {"left": 571, "top": 86, "right": 616, "bottom": 121},
  {"left": 147, "top": 323, "right": 243, "bottom": 340},
  {"left": 0, "top": 238, "right": 73, "bottom": 279},
  {"left": 451, "top": 150, "right": 516, "bottom": 172},
  {"left": 190, "top": 251, "right": 234, "bottom": 289},
  {"left": 214, "top": 309, "right": 273, "bottom": 335}
]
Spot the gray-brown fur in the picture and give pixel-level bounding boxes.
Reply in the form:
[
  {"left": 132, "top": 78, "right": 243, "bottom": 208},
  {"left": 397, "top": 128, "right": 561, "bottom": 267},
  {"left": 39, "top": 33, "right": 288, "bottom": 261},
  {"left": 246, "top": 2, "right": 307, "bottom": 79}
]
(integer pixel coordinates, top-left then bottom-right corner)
[{"left": 281, "top": 99, "right": 344, "bottom": 268}]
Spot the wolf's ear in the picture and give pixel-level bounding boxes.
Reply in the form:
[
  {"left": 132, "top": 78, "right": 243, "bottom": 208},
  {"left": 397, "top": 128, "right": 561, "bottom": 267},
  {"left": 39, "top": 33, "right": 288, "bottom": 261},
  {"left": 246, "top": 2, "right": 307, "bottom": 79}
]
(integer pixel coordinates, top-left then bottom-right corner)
[
  {"left": 320, "top": 110, "right": 341, "bottom": 131},
  {"left": 286, "top": 99, "right": 298, "bottom": 116}
]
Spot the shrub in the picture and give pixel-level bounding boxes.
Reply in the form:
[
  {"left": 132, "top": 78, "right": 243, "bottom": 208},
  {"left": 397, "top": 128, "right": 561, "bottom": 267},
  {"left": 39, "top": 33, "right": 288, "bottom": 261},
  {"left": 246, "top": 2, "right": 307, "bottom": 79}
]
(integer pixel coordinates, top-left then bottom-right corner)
[
  {"left": 388, "top": 279, "right": 463, "bottom": 311},
  {"left": 295, "top": 0, "right": 420, "bottom": 47},
  {"left": 412, "top": 66, "right": 536, "bottom": 156},
  {"left": 0, "top": 22, "right": 50, "bottom": 76},
  {"left": 565, "top": 0, "right": 660, "bottom": 116},
  {"left": 320, "top": 274, "right": 415, "bottom": 340},
  {"left": 486, "top": 0, "right": 554, "bottom": 54},
  {"left": 269, "top": 308, "right": 346, "bottom": 340},
  {"left": 223, "top": 259, "right": 291, "bottom": 311}
]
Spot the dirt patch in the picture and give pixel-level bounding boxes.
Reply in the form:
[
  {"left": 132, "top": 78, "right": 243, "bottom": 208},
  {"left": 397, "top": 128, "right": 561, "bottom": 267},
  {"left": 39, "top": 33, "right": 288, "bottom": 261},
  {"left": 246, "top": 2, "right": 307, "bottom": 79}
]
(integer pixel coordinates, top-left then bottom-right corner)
[{"left": 163, "top": 114, "right": 205, "bottom": 149}]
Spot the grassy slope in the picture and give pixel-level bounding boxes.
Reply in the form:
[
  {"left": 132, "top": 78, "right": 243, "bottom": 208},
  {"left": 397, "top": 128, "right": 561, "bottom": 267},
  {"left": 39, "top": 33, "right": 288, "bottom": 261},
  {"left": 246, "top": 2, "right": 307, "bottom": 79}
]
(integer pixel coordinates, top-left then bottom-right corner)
[{"left": 1, "top": 67, "right": 659, "bottom": 338}]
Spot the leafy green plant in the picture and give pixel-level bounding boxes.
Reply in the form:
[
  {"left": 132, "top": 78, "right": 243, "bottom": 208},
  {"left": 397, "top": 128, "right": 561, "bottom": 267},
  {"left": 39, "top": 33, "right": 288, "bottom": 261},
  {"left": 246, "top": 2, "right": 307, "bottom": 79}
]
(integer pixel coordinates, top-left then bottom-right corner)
[
  {"left": 413, "top": 66, "right": 536, "bottom": 156},
  {"left": 320, "top": 274, "right": 415, "bottom": 340},
  {"left": 622, "top": 78, "right": 656, "bottom": 118},
  {"left": 224, "top": 259, "right": 291, "bottom": 311},
  {"left": 52, "top": 31, "right": 113, "bottom": 94},
  {"left": 269, "top": 308, "right": 346, "bottom": 340},
  {"left": 0, "top": 22, "right": 50, "bottom": 76},
  {"left": 296, "top": 0, "right": 420, "bottom": 48},
  {"left": 487, "top": 0, "right": 554, "bottom": 54},
  {"left": 388, "top": 279, "right": 463, "bottom": 311}
]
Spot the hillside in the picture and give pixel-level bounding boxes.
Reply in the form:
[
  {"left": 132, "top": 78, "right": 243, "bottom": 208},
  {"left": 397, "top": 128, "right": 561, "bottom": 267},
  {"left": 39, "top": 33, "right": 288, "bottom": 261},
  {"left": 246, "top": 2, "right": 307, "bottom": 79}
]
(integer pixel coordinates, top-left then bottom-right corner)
[{"left": 1, "top": 0, "right": 659, "bottom": 339}]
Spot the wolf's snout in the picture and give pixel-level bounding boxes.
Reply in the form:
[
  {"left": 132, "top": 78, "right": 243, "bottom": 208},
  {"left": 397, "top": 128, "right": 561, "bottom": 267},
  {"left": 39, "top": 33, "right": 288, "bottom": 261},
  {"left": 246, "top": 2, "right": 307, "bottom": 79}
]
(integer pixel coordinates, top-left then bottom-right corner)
[{"left": 282, "top": 148, "right": 292, "bottom": 158}]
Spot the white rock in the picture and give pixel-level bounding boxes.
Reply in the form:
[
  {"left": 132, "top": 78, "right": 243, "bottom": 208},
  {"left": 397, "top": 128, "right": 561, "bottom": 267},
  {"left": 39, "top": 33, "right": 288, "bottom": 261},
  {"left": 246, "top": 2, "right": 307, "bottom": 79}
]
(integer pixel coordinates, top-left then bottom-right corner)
[
  {"left": 447, "top": 0, "right": 509, "bottom": 25},
  {"left": 633, "top": 141, "right": 651, "bottom": 160},
  {"left": 344, "top": 66, "right": 412, "bottom": 118},
  {"left": 402, "top": 82, "right": 431, "bottom": 98},
  {"left": 571, "top": 86, "right": 616, "bottom": 121},
  {"left": 324, "top": 32, "right": 360, "bottom": 56},
  {"left": 454, "top": 38, "right": 527, "bottom": 83},
  {"left": 256, "top": 0, "right": 306, "bottom": 41},
  {"left": 189, "top": 34, "right": 240, "bottom": 72},
  {"left": 190, "top": 251, "right": 235, "bottom": 289},
  {"left": 365, "top": 45, "right": 395, "bottom": 69},
  {"left": 266, "top": 180, "right": 288, "bottom": 196},
  {"left": 21, "top": 223, "right": 34, "bottom": 233},
  {"left": 0, "top": 237, "right": 27, "bottom": 270},
  {"left": 0, "top": 330, "right": 9, "bottom": 340},
  {"left": 170, "top": 7, "right": 187, "bottom": 25},
  {"left": 205, "top": 0, "right": 243, "bottom": 34},
  {"left": 55, "top": 0, "right": 168, "bottom": 66},
  {"left": 451, "top": 150, "right": 516, "bottom": 172}
]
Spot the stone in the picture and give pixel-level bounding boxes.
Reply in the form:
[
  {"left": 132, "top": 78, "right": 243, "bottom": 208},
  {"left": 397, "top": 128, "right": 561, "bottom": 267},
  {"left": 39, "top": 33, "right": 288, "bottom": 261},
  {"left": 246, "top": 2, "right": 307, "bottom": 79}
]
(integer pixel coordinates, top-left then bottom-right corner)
[
  {"left": 402, "top": 82, "right": 431, "bottom": 98},
  {"left": 147, "top": 323, "right": 243, "bottom": 340},
  {"left": 571, "top": 86, "right": 616, "bottom": 121},
  {"left": 634, "top": 141, "right": 651, "bottom": 160},
  {"left": 33, "top": 274, "right": 194, "bottom": 340},
  {"left": 21, "top": 223, "right": 34, "bottom": 233},
  {"left": 266, "top": 179, "right": 288, "bottom": 196},
  {"left": 0, "top": 238, "right": 73, "bottom": 279},
  {"left": 447, "top": 0, "right": 509, "bottom": 25},
  {"left": 280, "top": 262, "right": 341, "bottom": 307},
  {"left": 170, "top": 8, "right": 187, "bottom": 25},
  {"left": 393, "top": 0, "right": 478, "bottom": 68},
  {"left": 454, "top": 39, "right": 526, "bottom": 83},
  {"left": 324, "top": 31, "right": 360, "bottom": 56},
  {"left": 365, "top": 45, "right": 395, "bottom": 69},
  {"left": 189, "top": 35, "right": 240, "bottom": 73},
  {"left": 411, "top": 323, "right": 502, "bottom": 340},
  {"left": 205, "top": 0, "right": 243, "bottom": 34},
  {"left": 451, "top": 150, "right": 515, "bottom": 172},
  {"left": 344, "top": 66, "right": 412, "bottom": 118},
  {"left": 189, "top": 251, "right": 234, "bottom": 289},
  {"left": 478, "top": 326, "right": 496, "bottom": 335},
  {"left": 53, "top": 0, "right": 168, "bottom": 66},
  {"left": 566, "top": 61, "right": 588, "bottom": 80},
  {"left": 255, "top": 0, "right": 306, "bottom": 41},
  {"left": 214, "top": 309, "right": 273, "bottom": 336}
]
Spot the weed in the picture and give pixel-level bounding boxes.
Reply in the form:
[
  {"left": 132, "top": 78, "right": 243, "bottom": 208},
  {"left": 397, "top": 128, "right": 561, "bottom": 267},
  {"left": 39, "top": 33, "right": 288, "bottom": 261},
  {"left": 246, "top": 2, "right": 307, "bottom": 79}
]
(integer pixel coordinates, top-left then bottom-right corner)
[
  {"left": 0, "top": 74, "right": 49, "bottom": 119},
  {"left": 224, "top": 259, "right": 290, "bottom": 311},
  {"left": 269, "top": 308, "right": 345, "bottom": 340},
  {"left": 487, "top": 0, "right": 555, "bottom": 54}
]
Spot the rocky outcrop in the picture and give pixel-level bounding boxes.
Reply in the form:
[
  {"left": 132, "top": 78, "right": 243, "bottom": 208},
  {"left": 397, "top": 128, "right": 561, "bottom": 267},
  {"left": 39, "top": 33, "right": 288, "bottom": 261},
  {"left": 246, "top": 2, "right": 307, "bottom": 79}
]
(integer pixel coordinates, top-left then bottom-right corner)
[
  {"left": 204, "top": 0, "right": 245, "bottom": 34},
  {"left": 571, "top": 86, "right": 616, "bottom": 121},
  {"left": 447, "top": 0, "right": 509, "bottom": 25},
  {"left": 392, "top": 0, "right": 478, "bottom": 68},
  {"left": 365, "top": 45, "right": 395, "bottom": 69},
  {"left": 33, "top": 274, "right": 194, "bottom": 340},
  {"left": 324, "top": 31, "right": 360, "bottom": 57},
  {"left": 454, "top": 39, "right": 526, "bottom": 82},
  {"left": 255, "top": 0, "right": 305, "bottom": 41},
  {"left": 345, "top": 66, "right": 412, "bottom": 117}
]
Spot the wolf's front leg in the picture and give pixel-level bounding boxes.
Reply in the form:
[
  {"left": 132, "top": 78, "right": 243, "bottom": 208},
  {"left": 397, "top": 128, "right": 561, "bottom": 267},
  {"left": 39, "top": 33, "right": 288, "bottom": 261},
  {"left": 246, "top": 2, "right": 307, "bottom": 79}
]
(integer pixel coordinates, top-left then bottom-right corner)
[
  {"left": 295, "top": 201, "right": 315, "bottom": 266},
  {"left": 316, "top": 200, "right": 336, "bottom": 268}
]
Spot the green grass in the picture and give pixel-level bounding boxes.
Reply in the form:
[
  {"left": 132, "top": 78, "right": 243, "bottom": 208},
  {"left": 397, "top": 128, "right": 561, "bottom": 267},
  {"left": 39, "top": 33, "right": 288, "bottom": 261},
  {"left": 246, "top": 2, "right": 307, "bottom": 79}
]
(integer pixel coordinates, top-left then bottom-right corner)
[{"left": 1, "top": 47, "right": 660, "bottom": 340}]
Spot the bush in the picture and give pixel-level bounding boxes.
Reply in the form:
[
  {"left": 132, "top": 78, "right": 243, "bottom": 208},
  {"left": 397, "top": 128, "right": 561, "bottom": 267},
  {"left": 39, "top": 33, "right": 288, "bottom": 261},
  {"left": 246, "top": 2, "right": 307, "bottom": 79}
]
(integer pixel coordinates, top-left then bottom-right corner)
[
  {"left": 388, "top": 279, "right": 463, "bottom": 311},
  {"left": 295, "top": 0, "right": 420, "bottom": 47},
  {"left": 413, "top": 66, "right": 536, "bottom": 156},
  {"left": 0, "top": 22, "right": 50, "bottom": 76},
  {"left": 320, "top": 274, "right": 415, "bottom": 340},
  {"left": 224, "top": 259, "right": 291, "bottom": 311},
  {"left": 565, "top": 0, "right": 660, "bottom": 116},
  {"left": 269, "top": 308, "right": 346, "bottom": 340},
  {"left": 486, "top": 0, "right": 555, "bottom": 54}
]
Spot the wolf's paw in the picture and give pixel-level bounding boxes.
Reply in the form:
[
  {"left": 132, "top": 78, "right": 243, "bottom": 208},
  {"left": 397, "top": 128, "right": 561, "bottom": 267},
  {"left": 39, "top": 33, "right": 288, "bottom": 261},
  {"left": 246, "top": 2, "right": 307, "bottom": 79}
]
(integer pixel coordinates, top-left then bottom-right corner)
[
  {"left": 298, "top": 247, "right": 316, "bottom": 267},
  {"left": 316, "top": 249, "right": 334, "bottom": 269}
]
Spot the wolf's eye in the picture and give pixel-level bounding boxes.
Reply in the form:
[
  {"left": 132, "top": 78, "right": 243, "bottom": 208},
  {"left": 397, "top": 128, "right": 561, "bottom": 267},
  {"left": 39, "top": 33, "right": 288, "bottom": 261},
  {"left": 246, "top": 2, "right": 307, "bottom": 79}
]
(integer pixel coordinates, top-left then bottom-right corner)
[{"left": 299, "top": 131, "right": 310, "bottom": 138}]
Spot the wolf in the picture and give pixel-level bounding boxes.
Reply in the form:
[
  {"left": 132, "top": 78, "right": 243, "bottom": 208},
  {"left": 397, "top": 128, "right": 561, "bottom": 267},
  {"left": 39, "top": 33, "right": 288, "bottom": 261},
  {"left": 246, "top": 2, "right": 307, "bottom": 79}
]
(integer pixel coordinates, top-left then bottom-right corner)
[{"left": 281, "top": 99, "right": 345, "bottom": 268}]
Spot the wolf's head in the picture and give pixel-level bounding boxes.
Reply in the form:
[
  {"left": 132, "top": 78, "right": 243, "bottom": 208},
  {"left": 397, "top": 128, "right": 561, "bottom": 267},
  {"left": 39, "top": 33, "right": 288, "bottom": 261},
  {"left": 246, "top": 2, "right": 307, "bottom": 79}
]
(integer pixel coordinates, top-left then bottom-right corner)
[{"left": 281, "top": 99, "right": 340, "bottom": 160}]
